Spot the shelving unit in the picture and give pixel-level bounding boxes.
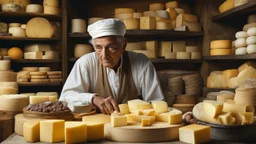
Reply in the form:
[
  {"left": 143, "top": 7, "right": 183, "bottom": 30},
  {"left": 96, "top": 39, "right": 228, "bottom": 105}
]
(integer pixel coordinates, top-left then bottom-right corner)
[
  {"left": 0, "top": 12, "right": 62, "bottom": 21},
  {"left": 204, "top": 54, "right": 256, "bottom": 60},
  {"left": 18, "top": 82, "right": 62, "bottom": 87},
  {"left": 11, "top": 59, "right": 61, "bottom": 63},
  {"left": 0, "top": 36, "right": 61, "bottom": 41}
]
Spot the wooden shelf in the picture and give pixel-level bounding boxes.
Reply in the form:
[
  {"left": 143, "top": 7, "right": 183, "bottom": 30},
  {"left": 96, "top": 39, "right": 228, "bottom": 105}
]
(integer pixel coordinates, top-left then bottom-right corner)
[
  {"left": 0, "top": 12, "right": 61, "bottom": 21},
  {"left": 204, "top": 54, "right": 256, "bottom": 60},
  {"left": 203, "top": 87, "right": 236, "bottom": 92},
  {"left": 212, "top": 0, "right": 256, "bottom": 22},
  {"left": 0, "top": 36, "right": 61, "bottom": 41},
  {"left": 70, "top": 57, "right": 202, "bottom": 63},
  {"left": 69, "top": 30, "right": 204, "bottom": 39},
  {"left": 18, "top": 82, "right": 62, "bottom": 87},
  {"left": 12, "top": 59, "right": 61, "bottom": 63}
]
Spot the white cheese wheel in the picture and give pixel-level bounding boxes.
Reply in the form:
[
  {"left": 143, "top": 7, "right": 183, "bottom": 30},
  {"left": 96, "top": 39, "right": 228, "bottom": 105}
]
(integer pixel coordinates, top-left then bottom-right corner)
[
  {"left": 115, "top": 8, "right": 134, "bottom": 14},
  {"left": 74, "top": 44, "right": 93, "bottom": 58},
  {"left": 0, "top": 22, "right": 8, "bottom": 33},
  {"left": 143, "top": 11, "right": 157, "bottom": 17},
  {"left": 246, "top": 36, "right": 256, "bottom": 45},
  {"left": 235, "top": 31, "right": 248, "bottom": 38},
  {"left": 44, "top": 6, "right": 61, "bottom": 16},
  {"left": 0, "top": 60, "right": 10, "bottom": 70},
  {"left": 88, "top": 17, "right": 104, "bottom": 25},
  {"left": 165, "top": 52, "right": 176, "bottom": 59},
  {"left": 176, "top": 52, "right": 191, "bottom": 59},
  {"left": 156, "top": 21, "right": 172, "bottom": 30},
  {"left": 9, "top": 23, "right": 21, "bottom": 28},
  {"left": 243, "top": 22, "right": 256, "bottom": 31},
  {"left": 8, "top": 27, "right": 26, "bottom": 37},
  {"left": 43, "top": 0, "right": 59, "bottom": 7},
  {"left": 235, "top": 47, "right": 247, "bottom": 55},
  {"left": 185, "top": 46, "right": 200, "bottom": 52},
  {"left": 26, "top": 4, "right": 43, "bottom": 13},
  {"left": 247, "top": 44, "right": 256, "bottom": 54},
  {"left": 26, "top": 17, "right": 53, "bottom": 38},
  {"left": 149, "top": 3, "right": 165, "bottom": 11},
  {"left": 165, "top": 1, "right": 178, "bottom": 8},
  {"left": 123, "top": 18, "right": 139, "bottom": 30},
  {"left": 133, "top": 13, "right": 143, "bottom": 19},
  {"left": 235, "top": 38, "right": 247, "bottom": 48},
  {"left": 156, "top": 10, "right": 170, "bottom": 19},
  {"left": 247, "top": 27, "right": 256, "bottom": 36},
  {"left": 1, "top": 3, "right": 23, "bottom": 12},
  {"left": 114, "top": 13, "right": 133, "bottom": 20},
  {"left": 248, "top": 14, "right": 256, "bottom": 24},
  {"left": 71, "top": 19, "right": 86, "bottom": 33},
  {"left": 174, "top": 8, "right": 185, "bottom": 14},
  {"left": 191, "top": 52, "right": 201, "bottom": 59}
]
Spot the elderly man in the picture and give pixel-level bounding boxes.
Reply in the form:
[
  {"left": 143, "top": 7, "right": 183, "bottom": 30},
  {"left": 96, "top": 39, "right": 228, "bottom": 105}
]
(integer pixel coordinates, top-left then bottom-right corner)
[{"left": 60, "top": 18, "right": 164, "bottom": 115}]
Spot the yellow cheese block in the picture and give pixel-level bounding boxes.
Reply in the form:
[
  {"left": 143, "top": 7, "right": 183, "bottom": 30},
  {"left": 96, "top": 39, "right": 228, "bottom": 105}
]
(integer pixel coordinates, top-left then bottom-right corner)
[
  {"left": 183, "top": 21, "right": 202, "bottom": 32},
  {"left": 140, "top": 16, "right": 156, "bottom": 30},
  {"left": 218, "top": 112, "right": 236, "bottom": 125},
  {"left": 149, "top": 3, "right": 165, "bottom": 11},
  {"left": 228, "top": 76, "right": 238, "bottom": 88},
  {"left": 179, "top": 124, "right": 211, "bottom": 144},
  {"left": 203, "top": 100, "right": 223, "bottom": 118},
  {"left": 115, "top": 13, "right": 133, "bottom": 20},
  {"left": 165, "top": 1, "right": 178, "bottom": 8},
  {"left": 115, "top": 8, "right": 134, "bottom": 14},
  {"left": 125, "top": 114, "right": 155, "bottom": 123},
  {"left": 141, "top": 118, "right": 151, "bottom": 127},
  {"left": 82, "top": 114, "right": 110, "bottom": 124},
  {"left": 127, "top": 99, "right": 153, "bottom": 113},
  {"left": 133, "top": 12, "right": 143, "bottom": 19},
  {"left": 126, "top": 42, "right": 145, "bottom": 51},
  {"left": 143, "top": 11, "right": 157, "bottom": 17},
  {"left": 29, "top": 96, "right": 57, "bottom": 104},
  {"left": 65, "top": 122, "right": 87, "bottom": 144},
  {"left": 118, "top": 104, "right": 130, "bottom": 115},
  {"left": 43, "top": 0, "right": 59, "bottom": 7},
  {"left": 176, "top": 52, "right": 191, "bottom": 59},
  {"left": 238, "top": 61, "right": 256, "bottom": 72},
  {"left": 23, "top": 121, "right": 40, "bottom": 143},
  {"left": 191, "top": 52, "right": 202, "bottom": 59},
  {"left": 176, "top": 14, "right": 198, "bottom": 28},
  {"left": 40, "top": 120, "right": 65, "bottom": 143},
  {"left": 133, "top": 50, "right": 157, "bottom": 58},
  {"left": 237, "top": 66, "right": 256, "bottom": 84},
  {"left": 165, "top": 52, "right": 176, "bottom": 59},
  {"left": 156, "top": 21, "right": 172, "bottom": 30},
  {"left": 151, "top": 101, "right": 168, "bottom": 114},
  {"left": 136, "top": 109, "right": 155, "bottom": 116},
  {"left": 210, "top": 49, "right": 232, "bottom": 56},
  {"left": 123, "top": 18, "right": 139, "bottom": 30},
  {"left": 207, "top": 74, "right": 228, "bottom": 88},
  {"left": 222, "top": 69, "right": 238, "bottom": 81},
  {"left": 111, "top": 113, "right": 127, "bottom": 127},
  {"left": 158, "top": 41, "right": 172, "bottom": 57},
  {"left": 146, "top": 41, "right": 158, "bottom": 52},
  {"left": 173, "top": 41, "right": 186, "bottom": 52},
  {"left": 44, "top": 6, "right": 61, "bottom": 16},
  {"left": 87, "top": 123, "right": 104, "bottom": 141},
  {"left": 166, "top": 8, "right": 177, "bottom": 20},
  {"left": 155, "top": 108, "right": 182, "bottom": 124},
  {"left": 219, "top": 0, "right": 235, "bottom": 13},
  {"left": 210, "top": 40, "right": 232, "bottom": 49}
]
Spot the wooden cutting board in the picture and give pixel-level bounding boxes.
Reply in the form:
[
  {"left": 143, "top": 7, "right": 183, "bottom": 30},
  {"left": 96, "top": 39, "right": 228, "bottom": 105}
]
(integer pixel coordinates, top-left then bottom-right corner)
[
  {"left": 0, "top": 116, "right": 14, "bottom": 142},
  {"left": 104, "top": 122, "right": 183, "bottom": 143}
]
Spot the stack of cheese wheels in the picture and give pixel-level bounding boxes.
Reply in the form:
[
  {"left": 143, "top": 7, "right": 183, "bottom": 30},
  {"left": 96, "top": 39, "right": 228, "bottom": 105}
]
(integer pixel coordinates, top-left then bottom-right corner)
[
  {"left": 234, "top": 87, "right": 256, "bottom": 107},
  {"left": 88, "top": 17, "right": 104, "bottom": 25},
  {"left": 234, "top": 30, "right": 248, "bottom": 55},
  {"left": 30, "top": 71, "right": 49, "bottom": 83},
  {"left": 43, "top": 0, "right": 61, "bottom": 16},
  {"left": 71, "top": 19, "right": 86, "bottom": 33},
  {"left": 210, "top": 40, "right": 232, "bottom": 56},
  {"left": 114, "top": 8, "right": 140, "bottom": 30},
  {"left": 246, "top": 27, "right": 256, "bottom": 54},
  {"left": 47, "top": 71, "right": 62, "bottom": 82},
  {"left": 39, "top": 67, "right": 51, "bottom": 72},
  {"left": 26, "top": 17, "right": 54, "bottom": 38},
  {"left": 74, "top": 44, "right": 93, "bottom": 58}
]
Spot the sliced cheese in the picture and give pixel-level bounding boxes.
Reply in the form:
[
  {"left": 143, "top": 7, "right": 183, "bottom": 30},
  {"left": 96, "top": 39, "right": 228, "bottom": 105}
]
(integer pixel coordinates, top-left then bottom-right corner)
[
  {"left": 127, "top": 99, "right": 152, "bottom": 113},
  {"left": 40, "top": 120, "right": 65, "bottom": 143},
  {"left": 156, "top": 108, "right": 182, "bottom": 124},
  {"left": 23, "top": 121, "right": 40, "bottom": 143},
  {"left": 203, "top": 100, "right": 223, "bottom": 118},
  {"left": 65, "top": 122, "right": 87, "bottom": 144},
  {"left": 111, "top": 113, "right": 127, "bottom": 127}
]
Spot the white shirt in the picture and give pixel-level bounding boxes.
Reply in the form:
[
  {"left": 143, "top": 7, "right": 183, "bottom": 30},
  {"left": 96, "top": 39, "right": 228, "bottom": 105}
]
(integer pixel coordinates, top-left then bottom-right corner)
[{"left": 60, "top": 51, "right": 164, "bottom": 111}]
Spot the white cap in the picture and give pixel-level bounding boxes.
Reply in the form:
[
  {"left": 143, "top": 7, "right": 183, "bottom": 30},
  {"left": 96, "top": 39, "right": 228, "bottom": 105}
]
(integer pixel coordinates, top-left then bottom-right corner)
[{"left": 87, "top": 18, "right": 126, "bottom": 39}]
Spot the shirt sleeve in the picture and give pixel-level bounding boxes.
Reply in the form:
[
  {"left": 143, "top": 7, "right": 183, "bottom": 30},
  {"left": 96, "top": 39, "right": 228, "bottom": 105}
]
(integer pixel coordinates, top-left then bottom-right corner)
[
  {"left": 139, "top": 60, "right": 165, "bottom": 102},
  {"left": 59, "top": 58, "right": 96, "bottom": 112}
]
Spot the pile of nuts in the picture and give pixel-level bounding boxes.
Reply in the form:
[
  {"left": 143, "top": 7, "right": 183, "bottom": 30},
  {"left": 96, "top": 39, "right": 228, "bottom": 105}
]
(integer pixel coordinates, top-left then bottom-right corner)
[{"left": 26, "top": 101, "right": 71, "bottom": 113}]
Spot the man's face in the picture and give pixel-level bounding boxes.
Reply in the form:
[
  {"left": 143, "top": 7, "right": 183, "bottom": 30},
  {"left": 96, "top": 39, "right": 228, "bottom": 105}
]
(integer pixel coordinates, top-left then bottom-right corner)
[{"left": 94, "top": 36, "right": 126, "bottom": 69}]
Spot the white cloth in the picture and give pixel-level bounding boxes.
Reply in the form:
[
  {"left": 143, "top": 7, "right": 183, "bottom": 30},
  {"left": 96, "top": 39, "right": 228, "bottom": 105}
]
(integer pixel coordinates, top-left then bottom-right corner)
[
  {"left": 87, "top": 18, "right": 126, "bottom": 39},
  {"left": 60, "top": 51, "right": 165, "bottom": 112}
]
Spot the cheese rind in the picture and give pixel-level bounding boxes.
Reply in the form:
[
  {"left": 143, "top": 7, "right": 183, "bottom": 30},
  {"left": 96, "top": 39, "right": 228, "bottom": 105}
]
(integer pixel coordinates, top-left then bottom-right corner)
[{"left": 210, "top": 40, "right": 232, "bottom": 49}]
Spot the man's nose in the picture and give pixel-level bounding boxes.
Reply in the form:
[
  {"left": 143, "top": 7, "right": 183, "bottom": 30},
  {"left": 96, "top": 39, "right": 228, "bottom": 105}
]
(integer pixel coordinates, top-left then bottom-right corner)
[{"left": 102, "top": 47, "right": 108, "bottom": 59}]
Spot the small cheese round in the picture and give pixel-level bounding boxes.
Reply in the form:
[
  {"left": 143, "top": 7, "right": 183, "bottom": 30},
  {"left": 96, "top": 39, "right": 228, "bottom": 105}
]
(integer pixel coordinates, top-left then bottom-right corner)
[
  {"left": 234, "top": 38, "right": 247, "bottom": 48},
  {"left": 26, "top": 4, "right": 43, "bottom": 13},
  {"left": 8, "top": 47, "right": 23, "bottom": 59},
  {"left": 247, "top": 44, "right": 256, "bottom": 54},
  {"left": 235, "top": 47, "right": 247, "bottom": 55},
  {"left": 247, "top": 27, "right": 256, "bottom": 36},
  {"left": 9, "top": 27, "right": 26, "bottom": 37},
  {"left": 71, "top": 19, "right": 86, "bottom": 33},
  {"left": 235, "top": 31, "right": 248, "bottom": 38},
  {"left": 246, "top": 36, "right": 256, "bottom": 45}
]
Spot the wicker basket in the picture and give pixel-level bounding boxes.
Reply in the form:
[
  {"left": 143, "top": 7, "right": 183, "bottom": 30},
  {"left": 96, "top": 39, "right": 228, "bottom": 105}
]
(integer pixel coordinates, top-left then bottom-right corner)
[{"left": 23, "top": 107, "right": 74, "bottom": 121}]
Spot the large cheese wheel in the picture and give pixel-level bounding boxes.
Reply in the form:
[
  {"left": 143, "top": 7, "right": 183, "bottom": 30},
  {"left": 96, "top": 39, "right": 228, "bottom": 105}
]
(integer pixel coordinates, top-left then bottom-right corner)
[
  {"left": 74, "top": 44, "right": 93, "bottom": 58},
  {"left": 123, "top": 18, "right": 139, "bottom": 30},
  {"left": 210, "top": 40, "right": 232, "bottom": 49},
  {"left": 71, "top": 19, "right": 86, "bottom": 33},
  {"left": 88, "top": 17, "right": 104, "bottom": 25},
  {"left": 235, "top": 31, "right": 248, "bottom": 38},
  {"left": 243, "top": 22, "right": 256, "bottom": 31},
  {"left": 44, "top": 6, "right": 61, "bottom": 16},
  {"left": 248, "top": 14, "right": 256, "bottom": 23},
  {"left": 247, "top": 27, "right": 256, "bottom": 36},
  {"left": 25, "top": 4, "right": 43, "bottom": 13},
  {"left": 8, "top": 27, "right": 26, "bottom": 37},
  {"left": 219, "top": 0, "right": 234, "bottom": 13},
  {"left": 210, "top": 49, "right": 232, "bottom": 56},
  {"left": 115, "top": 13, "right": 133, "bottom": 20},
  {"left": 149, "top": 3, "right": 165, "bottom": 11},
  {"left": 246, "top": 36, "right": 256, "bottom": 45},
  {"left": 114, "top": 8, "right": 134, "bottom": 14},
  {"left": 247, "top": 45, "right": 256, "bottom": 54},
  {"left": 26, "top": 17, "right": 53, "bottom": 38},
  {"left": 235, "top": 47, "right": 247, "bottom": 55},
  {"left": 43, "top": 0, "right": 59, "bottom": 7},
  {"left": 234, "top": 38, "right": 247, "bottom": 48}
]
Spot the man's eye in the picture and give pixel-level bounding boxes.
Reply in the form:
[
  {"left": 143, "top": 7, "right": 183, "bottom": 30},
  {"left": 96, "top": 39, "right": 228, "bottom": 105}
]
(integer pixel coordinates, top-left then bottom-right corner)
[{"left": 108, "top": 46, "right": 116, "bottom": 51}]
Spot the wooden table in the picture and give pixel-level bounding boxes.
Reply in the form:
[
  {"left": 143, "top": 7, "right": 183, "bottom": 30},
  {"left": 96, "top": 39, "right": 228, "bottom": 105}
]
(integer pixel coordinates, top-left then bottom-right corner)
[{"left": 1, "top": 133, "right": 249, "bottom": 144}]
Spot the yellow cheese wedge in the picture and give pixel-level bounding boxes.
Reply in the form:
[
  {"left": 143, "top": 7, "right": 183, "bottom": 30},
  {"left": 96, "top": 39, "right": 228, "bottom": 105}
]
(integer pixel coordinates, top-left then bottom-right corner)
[
  {"left": 65, "top": 122, "right": 87, "bottom": 144},
  {"left": 111, "top": 113, "right": 127, "bottom": 127},
  {"left": 118, "top": 104, "right": 130, "bottom": 115},
  {"left": 203, "top": 100, "right": 223, "bottom": 118},
  {"left": 151, "top": 101, "right": 168, "bottom": 114},
  {"left": 141, "top": 118, "right": 151, "bottom": 127},
  {"left": 179, "top": 124, "right": 211, "bottom": 144},
  {"left": 23, "top": 121, "right": 40, "bottom": 143},
  {"left": 219, "top": 0, "right": 235, "bottom": 13},
  {"left": 40, "top": 120, "right": 65, "bottom": 143},
  {"left": 218, "top": 112, "right": 236, "bottom": 125},
  {"left": 127, "top": 99, "right": 152, "bottom": 113},
  {"left": 155, "top": 108, "right": 182, "bottom": 124}
]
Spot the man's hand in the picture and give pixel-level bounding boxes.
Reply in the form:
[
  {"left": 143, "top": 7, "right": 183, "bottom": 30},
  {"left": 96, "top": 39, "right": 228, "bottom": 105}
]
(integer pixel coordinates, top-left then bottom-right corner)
[
  {"left": 184, "top": 113, "right": 198, "bottom": 124},
  {"left": 92, "top": 96, "right": 120, "bottom": 115}
]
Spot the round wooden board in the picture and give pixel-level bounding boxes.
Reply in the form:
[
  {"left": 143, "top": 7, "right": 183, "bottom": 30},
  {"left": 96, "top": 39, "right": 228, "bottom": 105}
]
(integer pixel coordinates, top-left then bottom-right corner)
[{"left": 104, "top": 122, "right": 184, "bottom": 143}]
